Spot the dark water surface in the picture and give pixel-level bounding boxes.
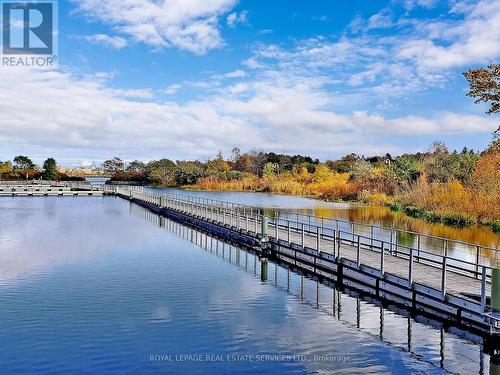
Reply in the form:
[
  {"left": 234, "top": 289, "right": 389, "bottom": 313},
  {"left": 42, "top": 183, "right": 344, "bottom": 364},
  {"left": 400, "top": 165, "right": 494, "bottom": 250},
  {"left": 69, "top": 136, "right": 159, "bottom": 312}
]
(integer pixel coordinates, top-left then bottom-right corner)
[{"left": 0, "top": 197, "right": 492, "bottom": 374}]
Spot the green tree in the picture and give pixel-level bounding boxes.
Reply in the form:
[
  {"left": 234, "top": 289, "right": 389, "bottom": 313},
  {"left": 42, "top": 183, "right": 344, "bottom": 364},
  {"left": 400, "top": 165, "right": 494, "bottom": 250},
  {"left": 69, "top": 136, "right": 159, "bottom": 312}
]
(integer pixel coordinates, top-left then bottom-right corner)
[
  {"left": 42, "top": 158, "right": 57, "bottom": 180},
  {"left": 147, "top": 159, "right": 176, "bottom": 186},
  {"left": 350, "top": 160, "right": 376, "bottom": 182},
  {"left": 391, "top": 156, "right": 420, "bottom": 186},
  {"left": 423, "top": 142, "right": 454, "bottom": 183},
  {"left": 205, "top": 158, "right": 230, "bottom": 180},
  {"left": 175, "top": 161, "right": 205, "bottom": 185},
  {"left": 262, "top": 162, "right": 278, "bottom": 177},
  {"left": 103, "top": 157, "right": 124, "bottom": 174},
  {"left": 326, "top": 154, "right": 358, "bottom": 173},
  {"left": 13, "top": 155, "right": 35, "bottom": 171},
  {"left": 126, "top": 160, "right": 147, "bottom": 174}
]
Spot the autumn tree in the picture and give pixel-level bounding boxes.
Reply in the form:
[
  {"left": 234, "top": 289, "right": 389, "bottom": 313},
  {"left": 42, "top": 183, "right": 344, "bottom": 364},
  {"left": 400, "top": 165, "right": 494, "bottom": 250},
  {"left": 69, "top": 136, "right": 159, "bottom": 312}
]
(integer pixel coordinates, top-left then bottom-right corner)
[
  {"left": 0, "top": 161, "right": 12, "bottom": 177},
  {"left": 464, "top": 63, "right": 500, "bottom": 115}
]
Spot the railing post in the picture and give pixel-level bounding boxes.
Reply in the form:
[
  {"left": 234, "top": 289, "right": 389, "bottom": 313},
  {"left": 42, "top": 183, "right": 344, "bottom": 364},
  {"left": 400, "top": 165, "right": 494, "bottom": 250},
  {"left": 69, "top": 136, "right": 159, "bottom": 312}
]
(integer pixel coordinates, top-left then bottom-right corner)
[
  {"left": 333, "top": 230, "right": 337, "bottom": 258},
  {"left": 287, "top": 221, "right": 291, "bottom": 243},
  {"left": 356, "top": 235, "right": 360, "bottom": 268},
  {"left": 408, "top": 248, "right": 414, "bottom": 286},
  {"left": 370, "top": 225, "right": 374, "bottom": 248},
  {"left": 316, "top": 226, "right": 321, "bottom": 252},
  {"left": 380, "top": 241, "right": 385, "bottom": 276},
  {"left": 255, "top": 211, "right": 258, "bottom": 233},
  {"left": 492, "top": 253, "right": 500, "bottom": 317},
  {"left": 475, "top": 246, "right": 480, "bottom": 279},
  {"left": 301, "top": 223, "right": 305, "bottom": 248},
  {"left": 441, "top": 256, "right": 447, "bottom": 297},
  {"left": 481, "top": 266, "right": 487, "bottom": 313},
  {"left": 390, "top": 229, "right": 394, "bottom": 254},
  {"left": 337, "top": 231, "right": 341, "bottom": 258},
  {"left": 275, "top": 216, "right": 279, "bottom": 240},
  {"left": 417, "top": 234, "right": 421, "bottom": 263}
]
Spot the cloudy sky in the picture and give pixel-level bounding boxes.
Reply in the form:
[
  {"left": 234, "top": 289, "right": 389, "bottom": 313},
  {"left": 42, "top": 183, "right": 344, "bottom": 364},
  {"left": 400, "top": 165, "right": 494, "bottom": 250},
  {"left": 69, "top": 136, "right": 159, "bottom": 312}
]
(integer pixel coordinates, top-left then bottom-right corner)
[{"left": 0, "top": 0, "right": 499, "bottom": 166}]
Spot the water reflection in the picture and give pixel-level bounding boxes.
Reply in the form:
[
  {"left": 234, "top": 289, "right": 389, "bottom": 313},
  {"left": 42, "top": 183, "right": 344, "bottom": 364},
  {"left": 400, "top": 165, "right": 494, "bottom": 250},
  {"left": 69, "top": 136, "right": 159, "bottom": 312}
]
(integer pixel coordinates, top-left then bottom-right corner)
[{"left": 131, "top": 202, "right": 496, "bottom": 375}]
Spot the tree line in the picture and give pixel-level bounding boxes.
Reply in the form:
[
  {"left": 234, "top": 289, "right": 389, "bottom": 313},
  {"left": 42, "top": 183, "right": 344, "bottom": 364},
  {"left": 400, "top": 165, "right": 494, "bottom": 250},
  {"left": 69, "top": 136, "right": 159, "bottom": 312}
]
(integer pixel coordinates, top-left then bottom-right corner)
[{"left": 0, "top": 156, "right": 83, "bottom": 181}]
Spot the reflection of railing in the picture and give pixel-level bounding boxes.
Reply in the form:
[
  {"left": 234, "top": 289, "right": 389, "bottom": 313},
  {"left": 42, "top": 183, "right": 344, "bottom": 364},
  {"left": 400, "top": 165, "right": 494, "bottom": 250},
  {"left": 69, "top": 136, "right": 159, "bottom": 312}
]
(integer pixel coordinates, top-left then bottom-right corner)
[{"left": 105, "top": 185, "right": 495, "bottom": 316}]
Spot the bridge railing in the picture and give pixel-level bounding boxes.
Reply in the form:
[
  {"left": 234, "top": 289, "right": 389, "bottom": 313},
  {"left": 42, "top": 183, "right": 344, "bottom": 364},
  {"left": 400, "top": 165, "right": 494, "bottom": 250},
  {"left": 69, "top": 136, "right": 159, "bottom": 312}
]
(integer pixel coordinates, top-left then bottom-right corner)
[
  {"left": 106, "top": 185, "right": 493, "bottom": 312},
  {"left": 110, "top": 186, "right": 498, "bottom": 261}
]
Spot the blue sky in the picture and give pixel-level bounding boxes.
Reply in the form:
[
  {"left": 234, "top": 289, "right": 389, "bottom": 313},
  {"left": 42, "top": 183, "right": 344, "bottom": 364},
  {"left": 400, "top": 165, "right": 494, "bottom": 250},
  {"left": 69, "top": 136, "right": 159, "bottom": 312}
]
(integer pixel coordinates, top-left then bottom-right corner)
[{"left": 0, "top": 0, "right": 499, "bottom": 166}]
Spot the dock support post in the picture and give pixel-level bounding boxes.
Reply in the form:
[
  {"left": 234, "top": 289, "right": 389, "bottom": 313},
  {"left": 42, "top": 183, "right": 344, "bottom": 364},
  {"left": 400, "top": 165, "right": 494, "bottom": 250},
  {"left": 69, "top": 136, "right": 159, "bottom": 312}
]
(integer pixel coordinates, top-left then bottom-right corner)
[{"left": 260, "top": 259, "right": 268, "bottom": 282}]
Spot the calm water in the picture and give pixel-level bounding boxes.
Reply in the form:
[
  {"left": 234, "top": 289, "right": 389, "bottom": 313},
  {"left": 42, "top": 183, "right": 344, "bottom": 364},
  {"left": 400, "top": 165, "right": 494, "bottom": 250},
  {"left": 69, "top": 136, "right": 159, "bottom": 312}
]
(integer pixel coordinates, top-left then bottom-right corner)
[{"left": 0, "top": 196, "right": 493, "bottom": 374}]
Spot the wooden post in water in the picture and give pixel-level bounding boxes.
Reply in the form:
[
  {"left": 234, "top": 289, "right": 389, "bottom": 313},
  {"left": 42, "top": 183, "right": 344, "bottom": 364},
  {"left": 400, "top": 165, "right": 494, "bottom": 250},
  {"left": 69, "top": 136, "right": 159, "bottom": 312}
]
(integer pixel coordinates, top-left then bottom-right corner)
[{"left": 261, "top": 259, "right": 268, "bottom": 282}]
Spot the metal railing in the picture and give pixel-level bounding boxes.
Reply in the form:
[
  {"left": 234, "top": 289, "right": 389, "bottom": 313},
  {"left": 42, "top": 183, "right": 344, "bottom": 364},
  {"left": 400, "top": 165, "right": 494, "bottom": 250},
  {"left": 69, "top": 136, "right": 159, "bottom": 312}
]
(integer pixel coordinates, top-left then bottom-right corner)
[{"left": 106, "top": 185, "right": 493, "bottom": 311}]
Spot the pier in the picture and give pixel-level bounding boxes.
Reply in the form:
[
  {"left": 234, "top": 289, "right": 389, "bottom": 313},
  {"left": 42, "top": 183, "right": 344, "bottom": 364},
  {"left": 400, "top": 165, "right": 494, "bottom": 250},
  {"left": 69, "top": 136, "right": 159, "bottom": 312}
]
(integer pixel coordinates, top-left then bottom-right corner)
[
  {"left": 0, "top": 181, "right": 103, "bottom": 196},
  {"left": 2, "top": 181, "right": 499, "bottom": 337},
  {"left": 103, "top": 185, "right": 500, "bottom": 337}
]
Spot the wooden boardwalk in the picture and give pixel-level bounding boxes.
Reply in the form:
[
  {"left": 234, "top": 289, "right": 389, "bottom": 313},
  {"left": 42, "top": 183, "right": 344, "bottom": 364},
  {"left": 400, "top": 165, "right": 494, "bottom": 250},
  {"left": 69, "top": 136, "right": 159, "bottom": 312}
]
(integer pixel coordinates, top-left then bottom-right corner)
[
  {"left": 0, "top": 183, "right": 102, "bottom": 196},
  {"left": 102, "top": 185, "right": 500, "bottom": 334}
]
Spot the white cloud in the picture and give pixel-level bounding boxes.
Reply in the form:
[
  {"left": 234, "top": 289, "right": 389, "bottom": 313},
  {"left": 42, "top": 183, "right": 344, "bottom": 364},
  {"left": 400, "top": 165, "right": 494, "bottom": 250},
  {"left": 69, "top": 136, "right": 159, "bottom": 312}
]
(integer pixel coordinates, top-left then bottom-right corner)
[
  {"left": 164, "top": 84, "right": 182, "bottom": 95},
  {"left": 226, "top": 11, "right": 248, "bottom": 28},
  {"left": 398, "top": 0, "right": 439, "bottom": 10},
  {"left": 224, "top": 69, "right": 246, "bottom": 78},
  {"left": 83, "top": 34, "right": 127, "bottom": 49},
  {"left": 2, "top": 0, "right": 499, "bottom": 162},
  {"left": 396, "top": 0, "right": 500, "bottom": 70},
  {"left": 71, "top": 0, "right": 238, "bottom": 54},
  {"left": 367, "top": 9, "right": 393, "bottom": 29},
  {"left": 0, "top": 68, "right": 496, "bottom": 163}
]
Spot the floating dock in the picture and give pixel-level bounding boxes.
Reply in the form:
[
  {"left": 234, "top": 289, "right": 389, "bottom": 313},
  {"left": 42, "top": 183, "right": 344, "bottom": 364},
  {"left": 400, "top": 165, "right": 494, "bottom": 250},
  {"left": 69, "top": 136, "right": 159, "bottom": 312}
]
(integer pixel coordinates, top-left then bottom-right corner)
[{"left": 104, "top": 185, "right": 500, "bottom": 337}]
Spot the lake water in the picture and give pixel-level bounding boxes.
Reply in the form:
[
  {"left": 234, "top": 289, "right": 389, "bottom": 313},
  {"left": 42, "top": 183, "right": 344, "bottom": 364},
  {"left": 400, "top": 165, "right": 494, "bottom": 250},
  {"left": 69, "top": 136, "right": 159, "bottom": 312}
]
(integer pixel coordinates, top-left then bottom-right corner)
[{"left": 0, "top": 196, "right": 495, "bottom": 374}]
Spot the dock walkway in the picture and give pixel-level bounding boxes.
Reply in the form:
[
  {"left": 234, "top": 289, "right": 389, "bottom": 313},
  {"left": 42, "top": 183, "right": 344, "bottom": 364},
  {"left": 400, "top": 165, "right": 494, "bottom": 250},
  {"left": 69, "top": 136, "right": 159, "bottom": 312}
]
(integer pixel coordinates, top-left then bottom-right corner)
[{"left": 104, "top": 185, "right": 499, "bottom": 335}]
